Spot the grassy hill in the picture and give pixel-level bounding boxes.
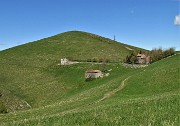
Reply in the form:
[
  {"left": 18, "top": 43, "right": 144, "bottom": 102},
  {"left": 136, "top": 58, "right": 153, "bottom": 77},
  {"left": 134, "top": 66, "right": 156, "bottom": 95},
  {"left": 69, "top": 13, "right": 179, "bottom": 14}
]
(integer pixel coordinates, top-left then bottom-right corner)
[
  {"left": 0, "top": 31, "right": 179, "bottom": 125},
  {"left": 0, "top": 31, "right": 146, "bottom": 109},
  {"left": 0, "top": 31, "right": 147, "bottom": 63}
]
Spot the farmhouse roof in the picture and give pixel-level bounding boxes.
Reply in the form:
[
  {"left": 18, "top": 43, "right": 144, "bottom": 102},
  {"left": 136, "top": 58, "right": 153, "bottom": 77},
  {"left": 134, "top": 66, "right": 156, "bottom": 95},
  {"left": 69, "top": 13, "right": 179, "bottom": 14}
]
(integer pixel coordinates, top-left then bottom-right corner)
[
  {"left": 86, "top": 70, "right": 101, "bottom": 73},
  {"left": 137, "top": 54, "right": 146, "bottom": 58}
]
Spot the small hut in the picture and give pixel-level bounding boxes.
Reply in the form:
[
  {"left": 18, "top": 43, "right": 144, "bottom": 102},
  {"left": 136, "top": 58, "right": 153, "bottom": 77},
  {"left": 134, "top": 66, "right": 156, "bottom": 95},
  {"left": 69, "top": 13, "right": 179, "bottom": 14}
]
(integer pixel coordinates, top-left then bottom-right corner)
[
  {"left": 136, "top": 54, "right": 151, "bottom": 64},
  {"left": 61, "top": 58, "right": 69, "bottom": 65},
  {"left": 85, "top": 70, "right": 102, "bottom": 79},
  {"left": 136, "top": 54, "right": 147, "bottom": 64}
]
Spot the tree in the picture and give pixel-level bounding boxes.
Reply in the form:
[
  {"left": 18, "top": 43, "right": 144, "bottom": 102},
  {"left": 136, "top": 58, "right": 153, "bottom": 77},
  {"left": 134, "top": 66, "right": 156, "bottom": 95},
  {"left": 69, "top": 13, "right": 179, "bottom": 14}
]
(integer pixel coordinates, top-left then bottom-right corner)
[
  {"left": 87, "top": 59, "right": 92, "bottom": 62},
  {"left": 130, "top": 56, "right": 137, "bottom": 64},
  {"left": 99, "top": 58, "right": 103, "bottom": 63},
  {"left": 93, "top": 58, "right": 98, "bottom": 62},
  {"left": 150, "top": 47, "right": 175, "bottom": 63},
  {"left": 139, "top": 50, "right": 142, "bottom": 54},
  {"left": 168, "top": 48, "right": 175, "bottom": 56},
  {"left": 125, "top": 55, "right": 131, "bottom": 63},
  {"left": 0, "top": 101, "right": 7, "bottom": 114}
]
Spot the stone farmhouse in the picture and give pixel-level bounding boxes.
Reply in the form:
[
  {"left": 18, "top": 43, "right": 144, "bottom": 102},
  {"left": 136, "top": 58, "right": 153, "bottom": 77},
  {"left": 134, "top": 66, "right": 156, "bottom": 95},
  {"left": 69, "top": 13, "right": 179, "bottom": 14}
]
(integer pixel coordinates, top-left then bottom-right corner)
[
  {"left": 136, "top": 54, "right": 151, "bottom": 64},
  {"left": 85, "top": 70, "right": 102, "bottom": 79}
]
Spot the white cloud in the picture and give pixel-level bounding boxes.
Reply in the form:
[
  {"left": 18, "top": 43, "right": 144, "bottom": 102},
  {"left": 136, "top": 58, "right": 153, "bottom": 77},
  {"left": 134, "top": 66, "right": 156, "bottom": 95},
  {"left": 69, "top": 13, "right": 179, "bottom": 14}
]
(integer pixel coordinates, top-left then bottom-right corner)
[{"left": 174, "top": 15, "right": 180, "bottom": 26}]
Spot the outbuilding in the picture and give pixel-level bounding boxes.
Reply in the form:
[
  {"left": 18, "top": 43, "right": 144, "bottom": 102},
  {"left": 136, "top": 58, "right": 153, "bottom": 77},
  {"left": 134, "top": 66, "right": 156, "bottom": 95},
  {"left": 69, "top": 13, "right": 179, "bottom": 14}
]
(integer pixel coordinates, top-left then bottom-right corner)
[
  {"left": 136, "top": 54, "right": 151, "bottom": 64},
  {"left": 61, "top": 58, "right": 69, "bottom": 65},
  {"left": 136, "top": 54, "right": 147, "bottom": 64},
  {"left": 85, "top": 70, "right": 102, "bottom": 79}
]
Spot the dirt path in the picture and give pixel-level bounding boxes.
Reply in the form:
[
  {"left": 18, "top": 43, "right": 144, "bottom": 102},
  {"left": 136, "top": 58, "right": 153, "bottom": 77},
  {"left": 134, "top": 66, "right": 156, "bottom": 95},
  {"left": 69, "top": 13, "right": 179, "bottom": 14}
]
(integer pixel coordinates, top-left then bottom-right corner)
[
  {"left": 10, "top": 76, "right": 131, "bottom": 124},
  {"left": 11, "top": 69, "right": 180, "bottom": 124},
  {"left": 47, "top": 76, "right": 131, "bottom": 117},
  {"left": 50, "top": 76, "right": 131, "bottom": 116},
  {"left": 95, "top": 76, "right": 131, "bottom": 103}
]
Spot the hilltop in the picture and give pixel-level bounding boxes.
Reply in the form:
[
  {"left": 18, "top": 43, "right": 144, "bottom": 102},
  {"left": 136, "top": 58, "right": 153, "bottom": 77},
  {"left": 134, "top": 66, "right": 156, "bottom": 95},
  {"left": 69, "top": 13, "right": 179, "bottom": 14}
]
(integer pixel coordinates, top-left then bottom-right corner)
[{"left": 0, "top": 31, "right": 147, "bottom": 63}]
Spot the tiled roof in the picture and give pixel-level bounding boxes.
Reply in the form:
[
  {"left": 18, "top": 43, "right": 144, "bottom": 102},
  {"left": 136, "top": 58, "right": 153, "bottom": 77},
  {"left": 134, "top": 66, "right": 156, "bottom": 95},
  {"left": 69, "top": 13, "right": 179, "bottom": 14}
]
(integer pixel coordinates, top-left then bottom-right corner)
[
  {"left": 86, "top": 70, "right": 101, "bottom": 73},
  {"left": 137, "top": 54, "right": 142, "bottom": 57},
  {"left": 137, "top": 54, "right": 146, "bottom": 58}
]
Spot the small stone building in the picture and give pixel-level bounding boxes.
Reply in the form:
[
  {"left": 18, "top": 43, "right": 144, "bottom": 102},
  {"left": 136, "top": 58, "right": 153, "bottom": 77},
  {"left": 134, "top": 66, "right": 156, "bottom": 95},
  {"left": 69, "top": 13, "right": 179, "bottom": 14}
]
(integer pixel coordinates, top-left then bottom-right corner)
[
  {"left": 61, "top": 58, "right": 69, "bottom": 65},
  {"left": 85, "top": 70, "right": 102, "bottom": 79},
  {"left": 136, "top": 54, "right": 146, "bottom": 64},
  {"left": 136, "top": 54, "right": 151, "bottom": 64}
]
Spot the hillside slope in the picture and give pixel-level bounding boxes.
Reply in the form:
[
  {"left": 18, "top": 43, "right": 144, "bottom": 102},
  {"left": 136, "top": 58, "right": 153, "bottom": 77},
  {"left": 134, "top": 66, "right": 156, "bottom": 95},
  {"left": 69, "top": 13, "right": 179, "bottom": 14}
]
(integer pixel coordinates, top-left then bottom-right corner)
[
  {"left": 120, "top": 54, "right": 180, "bottom": 97},
  {"left": 0, "top": 31, "right": 146, "bottom": 110},
  {"left": 0, "top": 54, "right": 179, "bottom": 125},
  {"left": 0, "top": 31, "right": 146, "bottom": 63}
]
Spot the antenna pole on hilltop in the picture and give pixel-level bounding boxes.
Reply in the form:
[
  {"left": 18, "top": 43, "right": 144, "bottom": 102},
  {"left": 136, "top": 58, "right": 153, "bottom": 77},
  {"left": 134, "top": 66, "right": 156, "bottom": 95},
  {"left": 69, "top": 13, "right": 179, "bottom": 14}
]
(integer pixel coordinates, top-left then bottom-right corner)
[{"left": 114, "top": 35, "right": 116, "bottom": 41}]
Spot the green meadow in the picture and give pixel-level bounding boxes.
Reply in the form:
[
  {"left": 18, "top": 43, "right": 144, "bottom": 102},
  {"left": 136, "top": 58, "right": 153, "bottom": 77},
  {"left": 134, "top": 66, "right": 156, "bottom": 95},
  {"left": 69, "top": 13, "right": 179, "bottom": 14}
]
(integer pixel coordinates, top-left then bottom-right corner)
[{"left": 0, "top": 31, "right": 179, "bottom": 125}]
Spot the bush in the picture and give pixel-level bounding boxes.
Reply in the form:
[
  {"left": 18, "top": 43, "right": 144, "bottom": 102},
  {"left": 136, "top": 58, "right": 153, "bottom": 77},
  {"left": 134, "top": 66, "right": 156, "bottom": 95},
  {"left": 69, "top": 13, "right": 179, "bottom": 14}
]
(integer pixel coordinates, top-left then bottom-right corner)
[
  {"left": 93, "top": 58, "right": 98, "bottom": 62},
  {"left": 150, "top": 47, "right": 175, "bottom": 62},
  {"left": 99, "top": 58, "right": 103, "bottom": 63},
  {"left": 105, "top": 59, "right": 110, "bottom": 63},
  {"left": 0, "top": 101, "right": 7, "bottom": 114},
  {"left": 87, "top": 59, "right": 92, "bottom": 62},
  {"left": 124, "top": 52, "right": 137, "bottom": 64}
]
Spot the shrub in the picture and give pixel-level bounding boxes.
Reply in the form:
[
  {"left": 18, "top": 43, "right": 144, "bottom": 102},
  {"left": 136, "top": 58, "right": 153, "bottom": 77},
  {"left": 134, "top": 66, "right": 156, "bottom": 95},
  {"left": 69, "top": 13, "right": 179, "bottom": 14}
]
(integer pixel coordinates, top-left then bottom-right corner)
[
  {"left": 150, "top": 47, "right": 175, "bottom": 62},
  {"left": 124, "top": 52, "right": 137, "bottom": 64},
  {"left": 87, "top": 59, "right": 92, "bottom": 62},
  {"left": 105, "top": 59, "right": 110, "bottom": 63},
  {"left": 0, "top": 101, "right": 7, "bottom": 114},
  {"left": 99, "top": 58, "right": 103, "bottom": 63},
  {"left": 93, "top": 58, "right": 98, "bottom": 62}
]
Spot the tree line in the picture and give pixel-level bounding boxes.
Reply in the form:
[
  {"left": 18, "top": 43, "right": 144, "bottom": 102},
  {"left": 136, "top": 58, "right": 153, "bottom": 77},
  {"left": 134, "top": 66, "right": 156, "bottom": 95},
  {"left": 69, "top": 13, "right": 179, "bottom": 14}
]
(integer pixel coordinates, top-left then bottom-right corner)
[
  {"left": 124, "top": 47, "right": 175, "bottom": 64},
  {"left": 150, "top": 47, "right": 175, "bottom": 62}
]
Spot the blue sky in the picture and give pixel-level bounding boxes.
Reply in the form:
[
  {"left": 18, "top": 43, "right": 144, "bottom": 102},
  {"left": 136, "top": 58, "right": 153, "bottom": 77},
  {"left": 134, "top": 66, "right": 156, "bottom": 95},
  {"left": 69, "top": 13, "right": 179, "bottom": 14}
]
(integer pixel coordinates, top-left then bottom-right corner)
[{"left": 0, "top": 0, "right": 179, "bottom": 51}]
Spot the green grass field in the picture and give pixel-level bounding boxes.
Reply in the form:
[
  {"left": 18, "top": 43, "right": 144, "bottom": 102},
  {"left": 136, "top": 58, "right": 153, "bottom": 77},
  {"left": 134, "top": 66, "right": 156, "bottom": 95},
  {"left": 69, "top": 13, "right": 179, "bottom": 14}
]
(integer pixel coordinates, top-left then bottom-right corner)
[
  {"left": 0, "top": 31, "right": 145, "bottom": 109},
  {"left": 0, "top": 55, "right": 179, "bottom": 126},
  {"left": 0, "top": 31, "right": 179, "bottom": 125}
]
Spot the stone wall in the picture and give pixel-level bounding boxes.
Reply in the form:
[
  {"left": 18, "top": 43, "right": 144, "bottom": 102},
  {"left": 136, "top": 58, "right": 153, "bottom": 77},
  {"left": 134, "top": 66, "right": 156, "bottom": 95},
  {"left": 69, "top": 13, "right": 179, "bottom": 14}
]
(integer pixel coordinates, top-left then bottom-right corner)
[{"left": 122, "top": 63, "right": 148, "bottom": 68}]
